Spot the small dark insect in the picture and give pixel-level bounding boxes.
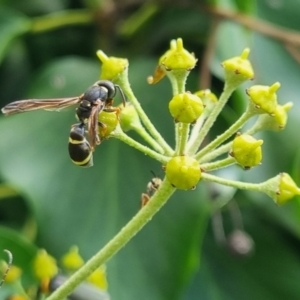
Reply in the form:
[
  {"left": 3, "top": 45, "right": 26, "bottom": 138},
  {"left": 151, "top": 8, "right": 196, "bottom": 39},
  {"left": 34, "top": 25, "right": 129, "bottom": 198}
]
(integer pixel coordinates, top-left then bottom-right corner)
[
  {"left": 1, "top": 80, "right": 126, "bottom": 167},
  {"left": 141, "top": 171, "right": 162, "bottom": 207}
]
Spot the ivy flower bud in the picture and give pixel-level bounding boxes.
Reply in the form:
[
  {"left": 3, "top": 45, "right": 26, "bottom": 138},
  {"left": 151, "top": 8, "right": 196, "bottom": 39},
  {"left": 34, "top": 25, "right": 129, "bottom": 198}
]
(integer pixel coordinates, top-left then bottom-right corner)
[
  {"left": 230, "top": 133, "right": 263, "bottom": 169},
  {"left": 148, "top": 38, "right": 197, "bottom": 84},
  {"left": 61, "top": 246, "right": 84, "bottom": 271},
  {"left": 169, "top": 92, "right": 204, "bottom": 123},
  {"left": 246, "top": 82, "right": 280, "bottom": 116},
  {"left": 254, "top": 102, "right": 293, "bottom": 132},
  {"left": 222, "top": 48, "right": 254, "bottom": 86},
  {"left": 87, "top": 265, "right": 108, "bottom": 290},
  {"left": 275, "top": 173, "right": 300, "bottom": 205},
  {"left": 98, "top": 109, "right": 119, "bottom": 139},
  {"left": 119, "top": 103, "right": 142, "bottom": 131},
  {"left": 33, "top": 249, "right": 58, "bottom": 281},
  {"left": 160, "top": 38, "right": 197, "bottom": 70},
  {"left": 96, "top": 50, "right": 129, "bottom": 80},
  {"left": 194, "top": 89, "right": 218, "bottom": 115},
  {"left": 165, "top": 156, "right": 201, "bottom": 190}
]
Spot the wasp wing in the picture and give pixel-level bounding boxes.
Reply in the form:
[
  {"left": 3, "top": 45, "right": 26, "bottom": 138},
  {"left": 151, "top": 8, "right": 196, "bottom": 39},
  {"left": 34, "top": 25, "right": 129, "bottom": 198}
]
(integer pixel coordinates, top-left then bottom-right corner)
[
  {"left": 88, "top": 100, "right": 105, "bottom": 149},
  {"left": 1, "top": 97, "right": 82, "bottom": 116}
]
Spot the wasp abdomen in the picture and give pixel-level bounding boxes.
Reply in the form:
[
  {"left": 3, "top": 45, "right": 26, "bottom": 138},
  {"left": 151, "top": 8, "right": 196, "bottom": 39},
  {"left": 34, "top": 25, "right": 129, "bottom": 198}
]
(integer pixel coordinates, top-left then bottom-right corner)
[{"left": 68, "top": 125, "right": 93, "bottom": 167}]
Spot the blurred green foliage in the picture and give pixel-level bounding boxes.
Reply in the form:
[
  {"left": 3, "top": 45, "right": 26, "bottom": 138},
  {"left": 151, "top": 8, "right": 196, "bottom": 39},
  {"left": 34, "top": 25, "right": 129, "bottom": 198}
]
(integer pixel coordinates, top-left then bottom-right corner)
[{"left": 0, "top": 0, "right": 300, "bottom": 299}]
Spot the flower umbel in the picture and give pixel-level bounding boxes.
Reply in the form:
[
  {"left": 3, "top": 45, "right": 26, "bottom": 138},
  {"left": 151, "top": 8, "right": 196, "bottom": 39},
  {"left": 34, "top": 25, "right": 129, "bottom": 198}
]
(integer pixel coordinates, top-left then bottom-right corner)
[{"left": 44, "top": 40, "right": 300, "bottom": 300}]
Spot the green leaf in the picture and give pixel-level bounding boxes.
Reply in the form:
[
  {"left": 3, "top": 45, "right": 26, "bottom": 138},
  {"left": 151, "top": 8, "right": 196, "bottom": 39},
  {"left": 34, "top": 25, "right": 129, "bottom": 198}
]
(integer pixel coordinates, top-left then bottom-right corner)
[
  {"left": 186, "top": 211, "right": 300, "bottom": 300},
  {"left": 0, "top": 6, "right": 31, "bottom": 64}
]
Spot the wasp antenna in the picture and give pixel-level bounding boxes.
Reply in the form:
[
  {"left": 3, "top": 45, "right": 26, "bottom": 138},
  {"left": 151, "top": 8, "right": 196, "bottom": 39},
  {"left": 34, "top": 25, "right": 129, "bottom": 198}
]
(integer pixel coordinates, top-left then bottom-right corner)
[
  {"left": 115, "top": 85, "right": 126, "bottom": 107},
  {"left": 0, "top": 249, "right": 13, "bottom": 288}
]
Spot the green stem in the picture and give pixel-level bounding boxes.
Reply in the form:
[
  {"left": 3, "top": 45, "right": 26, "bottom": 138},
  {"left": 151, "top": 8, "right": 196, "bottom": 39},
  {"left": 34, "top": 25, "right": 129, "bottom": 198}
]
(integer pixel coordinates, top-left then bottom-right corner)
[
  {"left": 175, "top": 123, "right": 190, "bottom": 155},
  {"left": 186, "top": 114, "right": 206, "bottom": 154},
  {"left": 166, "top": 69, "right": 188, "bottom": 157},
  {"left": 115, "top": 73, "right": 174, "bottom": 156},
  {"left": 46, "top": 179, "right": 175, "bottom": 300},
  {"left": 201, "top": 156, "right": 235, "bottom": 171},
  {"left": 112, "top": 127, "right": 170, "bottom": 164},
  {"left": 31, "top": 9, "right": 93, "bottom": 33},
  {"left": 191, "top": 83, "right": 235, "bottom": 154},
  {"left": 201, "top": 172, "right": 265, "bottom": 192},
  {"left": 199, "top": 142, "right": 232, "bottom": 163},
  {"left": 134, "top": 126, "right": 164, "bottom": 154},
  {"left": 195, "top": 104, "right": 255, "bottom": 160}
]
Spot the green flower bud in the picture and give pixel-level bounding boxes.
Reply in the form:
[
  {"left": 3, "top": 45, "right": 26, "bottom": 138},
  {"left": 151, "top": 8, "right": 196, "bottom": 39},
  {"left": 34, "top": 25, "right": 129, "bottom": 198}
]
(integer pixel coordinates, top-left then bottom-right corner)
[
  {"left": 160, "top": 38, "right": 197, "bottom": 70},
  {"left": 87, "top": 265, "right": 108, "bottom": 290},
  {"left": 165, "top": 156, "right": 201, "bottom": 190},
  {"left": 275, "top": 173, "right": 300, "bottom": 205},
  {"left": 98, "top": 109, "right": 119, "bottom": 139},
  {"left": 246, "top": 82, "right": 280, "bottom": 115},
  {"left": 194, "top": 89, "right": 218, "bottom": 115},
  {"left": 222, "top": 48, "right": 254, "bottom": 86},
  {"left": 254, "top": 102, "right": 293, "bottom": 132},
  {"left": 96, "top": 50, "right": 129, "bottom": 80},
  {"left": 119, "top": 103, "right": 142, "bottom": 132},
  {"left": 148, "top": 38, "right": 197, "bottom": 84},
  {"left": 33, "top": 249, "right": 58, "bottom": 280},
  {"left": 230, "top": 133, "right": 263, "bottom": 169},
  {"left": 169, "top": 92, "right": 204, "bottom": 123},
  {"left": 61, "top": 246, "right": 84, "bottom": 271}
]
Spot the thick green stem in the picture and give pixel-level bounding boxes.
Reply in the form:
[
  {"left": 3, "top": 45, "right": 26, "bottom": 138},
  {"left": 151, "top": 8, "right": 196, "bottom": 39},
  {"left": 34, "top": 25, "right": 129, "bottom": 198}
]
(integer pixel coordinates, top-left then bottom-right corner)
[{"left": 46, "top": 179, "right": 175, "bottom": 300}]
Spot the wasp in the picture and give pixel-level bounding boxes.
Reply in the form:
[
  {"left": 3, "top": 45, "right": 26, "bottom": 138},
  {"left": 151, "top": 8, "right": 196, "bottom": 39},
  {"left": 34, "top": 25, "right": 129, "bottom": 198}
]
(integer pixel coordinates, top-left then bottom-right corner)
[{"left": 1, "top": 80, "right": 126, "bottom": 167}]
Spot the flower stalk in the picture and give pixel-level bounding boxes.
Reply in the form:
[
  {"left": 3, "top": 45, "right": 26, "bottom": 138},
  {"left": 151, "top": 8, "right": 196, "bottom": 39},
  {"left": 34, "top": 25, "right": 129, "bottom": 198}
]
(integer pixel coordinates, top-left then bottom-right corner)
[{"left": 46, "top": 178, "right": 175, "bottom": 300}]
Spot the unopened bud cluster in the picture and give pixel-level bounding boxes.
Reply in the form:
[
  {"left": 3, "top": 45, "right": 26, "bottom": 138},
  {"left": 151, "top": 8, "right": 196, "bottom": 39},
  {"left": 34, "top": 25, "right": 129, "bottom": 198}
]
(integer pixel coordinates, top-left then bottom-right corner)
[{"left": 95, "top": 38, "right": 299, "bottom": 201}]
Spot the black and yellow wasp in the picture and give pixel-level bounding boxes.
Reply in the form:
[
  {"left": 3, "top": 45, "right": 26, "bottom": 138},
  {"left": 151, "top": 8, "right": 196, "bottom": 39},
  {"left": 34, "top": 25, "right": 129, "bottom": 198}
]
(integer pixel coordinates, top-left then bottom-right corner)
[{"left": 1, "top": 80, "right": 126, "bottom": 167}]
